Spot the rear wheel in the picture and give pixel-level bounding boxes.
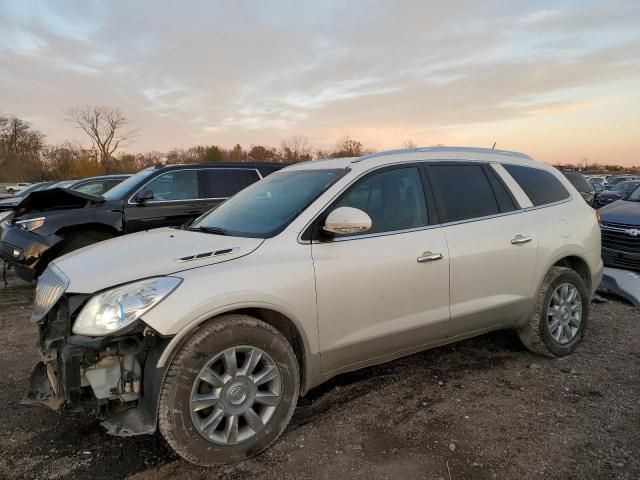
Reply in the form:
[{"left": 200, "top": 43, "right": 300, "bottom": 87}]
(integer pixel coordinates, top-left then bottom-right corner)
[
  {"left": 518, "top": 266, "right": 589, "bottom": 357},
  {"left": 158, "top": 314, "right": 300, "bottom": 466}
]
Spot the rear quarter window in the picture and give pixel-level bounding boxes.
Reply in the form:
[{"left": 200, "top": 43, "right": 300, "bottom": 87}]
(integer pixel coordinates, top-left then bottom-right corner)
[{"left": 503, "top": 164, "right": 570, "bottom": 207}]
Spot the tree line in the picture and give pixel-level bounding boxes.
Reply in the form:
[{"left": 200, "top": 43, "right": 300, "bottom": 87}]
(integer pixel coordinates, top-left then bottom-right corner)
[
  {"left": 3, "top": 106, "right": 633, "bottom": 182},
  {"left": 0, "top": 106, "right": 372, "bottom": 182}
]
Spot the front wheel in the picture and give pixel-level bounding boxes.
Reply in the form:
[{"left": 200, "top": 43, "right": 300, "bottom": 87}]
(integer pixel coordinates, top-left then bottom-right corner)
[
  {"left": 518, "top": 266, "right": 590, "bottom": 357},
  {"left": 158, "top": 314, "right": 300, "bottom": 466}
]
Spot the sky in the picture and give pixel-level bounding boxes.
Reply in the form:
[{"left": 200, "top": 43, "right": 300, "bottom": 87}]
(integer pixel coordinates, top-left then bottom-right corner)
[{"left": 0, "top": 0, "right": 639, "bottom": 165}]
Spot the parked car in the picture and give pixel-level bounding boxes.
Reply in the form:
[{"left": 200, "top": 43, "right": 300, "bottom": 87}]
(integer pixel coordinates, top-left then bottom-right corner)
[
  {"left": 23, "top": 147, "right": 602, "bottom": 466},
  {"left": 604, "top": 175, "right": 640, "bottom": 190},
  {"left": 594, "top": 180, "right": 640, "bottom": 208},
  {"left": 560, "top": 170, "right": 596, "bottom": 206},
  {"left": 0, "top": 164, "right": 283, "bottom": 281},
  {"left": 0, "top": 176, "right": 129, "bottom": 222},
  {"left": 587, "top": 175, "right": 607, "bottom": 186},
  {"left": 5, "top": 182, "right": 31, "bottom": 194},
  {"left": 0, "top": 182, "right": 58, "bottom": 211},
  {"left": 599, "top": 185, "right": 640, "bottom": 271}
]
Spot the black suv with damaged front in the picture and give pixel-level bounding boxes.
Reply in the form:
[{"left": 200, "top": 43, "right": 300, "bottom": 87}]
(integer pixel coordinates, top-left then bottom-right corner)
[{"left": 0, "top": 162, "right": 283, "bottom": 281}]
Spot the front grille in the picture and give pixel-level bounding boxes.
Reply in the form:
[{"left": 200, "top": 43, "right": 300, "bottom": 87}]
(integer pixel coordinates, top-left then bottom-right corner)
[
  {"left": 609, "top": 256, "right": 640, "bottom": 271},
  {"left": 32, "top": 264, "right": 69, "bottom": 322},
  {"left": 601, "top": 222, "right": 640, "bottom": 254}
]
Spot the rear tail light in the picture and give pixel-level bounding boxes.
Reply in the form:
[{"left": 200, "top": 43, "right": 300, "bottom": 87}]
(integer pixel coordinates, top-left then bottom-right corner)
[{"left": 596, "top": 210, "right": 601, "bottom": 225}]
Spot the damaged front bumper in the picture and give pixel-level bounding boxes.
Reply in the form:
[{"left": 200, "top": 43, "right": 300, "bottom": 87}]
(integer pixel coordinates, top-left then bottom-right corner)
[
  {"left": 22, "top": 294, "right": 169, "bottom": 436},
  {"left": 0, "top": 222, "right": 63, "bottom": 281}
]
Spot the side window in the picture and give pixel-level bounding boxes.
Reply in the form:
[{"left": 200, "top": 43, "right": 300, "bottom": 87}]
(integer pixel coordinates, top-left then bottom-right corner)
[
  {"left": 143, "top": 170, "right": 199, "bottom": 201},
  {"left": 332, "top": 166, "right": 428, "bottom": 235},
  {"left": 503, "top": 164, "right": 570, "bottom": 206},
  {"left": 204, "top": 169, "right": 261, "bottom": 198},
  {"left": 428, "top": 164, "right": 501, "bottom": 222}
]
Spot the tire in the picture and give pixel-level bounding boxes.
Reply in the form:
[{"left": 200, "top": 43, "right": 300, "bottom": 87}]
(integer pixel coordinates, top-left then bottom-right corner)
[
  {"left": 7, "top": 189, "right": 14, "bottom": 194},
  {"left": 158, "top": 314, "right": 300, "bottom": 466},
  {"left": 58, "top": 230, "right": 113, "bottom": 256},
  {"left": 518, "top": 266, "right": 590, "bottom": 357}
]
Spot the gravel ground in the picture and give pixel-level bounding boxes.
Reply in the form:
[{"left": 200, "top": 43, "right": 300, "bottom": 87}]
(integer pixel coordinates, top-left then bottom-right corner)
[{"left": 0, "top": 270, "right": 638, "bottom": 480}]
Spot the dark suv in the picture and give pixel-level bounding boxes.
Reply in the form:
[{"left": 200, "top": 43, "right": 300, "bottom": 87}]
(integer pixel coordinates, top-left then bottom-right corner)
[{"left": 0, "top": 163, "right": 284, "bottom": 281}]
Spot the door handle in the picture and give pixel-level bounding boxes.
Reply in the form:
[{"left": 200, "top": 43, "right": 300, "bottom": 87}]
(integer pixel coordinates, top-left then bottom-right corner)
[
  {"left": 417, "top": 252, "right": 443, "bottom": 263},
  {"left": 511, "top": 235, "right": 533, "bottom": 245}
]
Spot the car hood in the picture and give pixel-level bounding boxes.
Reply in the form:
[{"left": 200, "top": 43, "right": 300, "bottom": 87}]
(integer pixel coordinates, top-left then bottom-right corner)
[
  {"left": 14, "top": 188, "right": 105, "bottom": 217},
  {"left": 0, "top": 196, "right": 20, "bottom": 210},
  {"left": 53, "top": 228, "right": 264, "bottom": 293},
  {"left": 599, "top": 200, "right": 640, "bottom": 225}
]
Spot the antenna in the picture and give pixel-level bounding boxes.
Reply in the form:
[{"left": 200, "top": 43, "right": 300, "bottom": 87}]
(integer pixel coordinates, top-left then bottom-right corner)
[{"left": 491, "top": 142, "right": 496, "bottom": 150}]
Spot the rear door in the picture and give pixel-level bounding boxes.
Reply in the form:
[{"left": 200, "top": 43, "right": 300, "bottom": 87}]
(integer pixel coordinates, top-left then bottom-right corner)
[{"left": 426, "top": 162, "right": 539, "bottom": 336}]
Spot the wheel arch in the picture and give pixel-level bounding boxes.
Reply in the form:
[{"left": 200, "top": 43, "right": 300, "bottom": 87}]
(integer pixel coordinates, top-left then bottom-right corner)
[
  {"left": 155, "top": 303, "right": 314, "bottom": 395},
  {"left": 55, "top": 222, "right": 121, "bottom": 239},
  {"left": 551, "top": 254, "right": 592, "bottom": 293}
]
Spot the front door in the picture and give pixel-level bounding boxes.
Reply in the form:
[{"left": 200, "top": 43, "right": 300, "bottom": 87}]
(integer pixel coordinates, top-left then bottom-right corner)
[
  {"left": 311, "top": 165, "right": 451, "bottom": 373},
  {"left": 125, "top": 169, "right": 206, "bottom": 232}
]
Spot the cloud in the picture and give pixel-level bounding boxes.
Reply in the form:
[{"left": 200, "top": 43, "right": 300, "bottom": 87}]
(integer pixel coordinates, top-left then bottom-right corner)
[{"left": 0, "top": 0, "right": 638, "bottom": 164}]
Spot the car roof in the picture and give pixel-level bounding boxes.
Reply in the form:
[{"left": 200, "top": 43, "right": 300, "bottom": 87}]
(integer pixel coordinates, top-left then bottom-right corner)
[
  {"left": 284, "top": 146, "right": 539, "bottom": 172},
  {"left": 156, "top": 162, "right": 286, "bottom": 171}
]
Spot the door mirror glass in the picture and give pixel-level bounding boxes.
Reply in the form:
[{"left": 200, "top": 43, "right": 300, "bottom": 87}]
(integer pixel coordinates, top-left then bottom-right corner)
[
  {"left": 135, "top": 188, "right": 154, "bottom": 203},
  {"left": 323, "top": 207, "right": 372, "bottom": 235}
]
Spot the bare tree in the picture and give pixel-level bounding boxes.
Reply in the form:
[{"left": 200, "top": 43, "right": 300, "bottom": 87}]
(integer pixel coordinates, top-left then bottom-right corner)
[
  {"left": 279, "top": 134, "right": 312, "bottom": 163},
  {"left": 402, "top": 139, "right": 417, "bottom": 149},
  {"left": 65, "top": 106, "right": 138, "bottom": 165}
]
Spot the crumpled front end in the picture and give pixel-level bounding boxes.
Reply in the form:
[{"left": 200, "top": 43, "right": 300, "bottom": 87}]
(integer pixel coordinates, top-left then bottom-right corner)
[{"left": 23, "top": 266, "right": 169, "bottom": 436}]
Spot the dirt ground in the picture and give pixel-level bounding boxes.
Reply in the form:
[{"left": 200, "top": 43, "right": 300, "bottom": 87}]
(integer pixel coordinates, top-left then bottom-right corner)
[{"left": 0, "top": 270, "right": 638, "bottom": 480}]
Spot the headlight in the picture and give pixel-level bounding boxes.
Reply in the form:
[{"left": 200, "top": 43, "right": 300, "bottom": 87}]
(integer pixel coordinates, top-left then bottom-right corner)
[
  {"left": 73, "top": 277, "right": 182, "bottom": 336},
  {"left": 15, "top": 217, "right": 45, "bottom": 231},
  {"left": 0, "top": 210, "right": 12, "bottom": 223}
]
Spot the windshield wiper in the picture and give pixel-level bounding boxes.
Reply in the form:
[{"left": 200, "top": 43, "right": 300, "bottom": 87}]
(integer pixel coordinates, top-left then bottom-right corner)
[{"left": 189, "top": 226, "right": 230, "bottom": 236}]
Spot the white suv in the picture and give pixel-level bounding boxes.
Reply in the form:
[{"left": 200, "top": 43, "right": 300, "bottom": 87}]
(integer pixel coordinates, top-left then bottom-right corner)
[{"left": 25, "top": 147, "right": 602, "bottom": 465}]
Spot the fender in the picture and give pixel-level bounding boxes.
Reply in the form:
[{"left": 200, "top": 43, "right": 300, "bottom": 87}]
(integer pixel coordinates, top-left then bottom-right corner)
[{"left": 155, "top": 300, "right": 313, "bottom": 370}]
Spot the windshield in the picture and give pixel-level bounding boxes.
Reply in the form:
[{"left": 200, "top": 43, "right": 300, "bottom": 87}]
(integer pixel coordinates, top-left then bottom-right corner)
[
  {"left": 608, "top": 177, "right": 630, "bottom": 186},
  {"left": 190, "top": 169, "right": 346, "bottom": 238},
  {"left": 102, "top": 168, "right": 156, "bottom": 201},
  {"left": 51, "top": 180, "right": 77, "bottom": 189},
  {"left": 615, "top": 181, "right": 640, "bottom": 193},
  {"left": 14, "top": 183, "right": 46, "bottom": 197},
  {"left": 626, "top": 186, "right": 640, "bottom": 202}
]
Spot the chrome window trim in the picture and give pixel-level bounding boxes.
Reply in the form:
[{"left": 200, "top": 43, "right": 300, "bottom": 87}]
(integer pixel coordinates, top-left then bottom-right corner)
[
  {"left": 297, "top": 158, "right": 575, "bottom": 244},
  {"left": 127, "top": 168, "right": 262, "bottom": 205}
]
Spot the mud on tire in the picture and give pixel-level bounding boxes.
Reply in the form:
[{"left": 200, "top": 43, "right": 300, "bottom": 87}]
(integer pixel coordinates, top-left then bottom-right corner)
[
  {"left": 158, "top": 314, "right": 300, "bottom": 466},
  {"left": 518, "top": 266, "right": 590, "bottom": 357}
]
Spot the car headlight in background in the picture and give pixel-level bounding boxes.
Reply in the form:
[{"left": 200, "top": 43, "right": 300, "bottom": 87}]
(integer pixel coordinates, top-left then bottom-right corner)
[
  {"left": 73, "top": 277, "right": 182, "bottom": 336},
  {"left": 0, "top": 210, "right": 12, "bottom": 224},
  {"left": 15, "top": 217, "right": 45, "bottom": 231}
]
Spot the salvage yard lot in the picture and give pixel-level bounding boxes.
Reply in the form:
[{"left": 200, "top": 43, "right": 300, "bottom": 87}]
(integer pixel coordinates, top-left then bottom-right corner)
[{"left": 1, "top": 271, "right": 638, "bottom": 480}]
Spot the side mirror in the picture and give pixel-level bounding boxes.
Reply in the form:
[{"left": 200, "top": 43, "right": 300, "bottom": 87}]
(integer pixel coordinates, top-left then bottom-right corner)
[
  {"left": 134, "top": 189, "right": 154, "bottom": 204},
  {"left": 323, "top": 207, "right": 372, "bottom": 235}
]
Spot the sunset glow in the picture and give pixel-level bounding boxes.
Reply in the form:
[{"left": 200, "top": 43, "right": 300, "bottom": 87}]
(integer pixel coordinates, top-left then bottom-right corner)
[{"left": 1, "top": 0, "right": 639, "bottom": 165}]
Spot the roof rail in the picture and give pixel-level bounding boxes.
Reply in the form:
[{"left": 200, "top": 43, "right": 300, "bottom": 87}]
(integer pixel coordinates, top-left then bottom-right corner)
[{"left": 351, "top": 146, "right": 532, "bottom": 163}]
